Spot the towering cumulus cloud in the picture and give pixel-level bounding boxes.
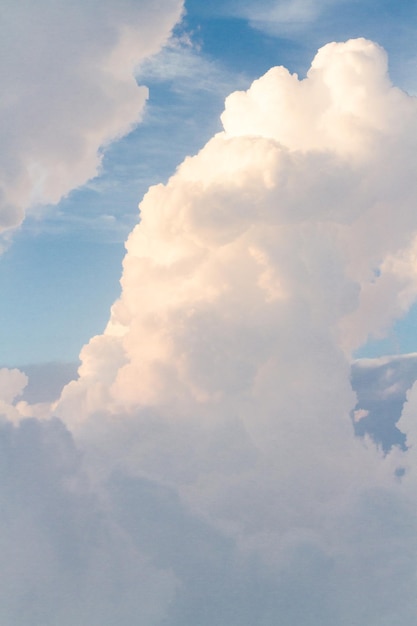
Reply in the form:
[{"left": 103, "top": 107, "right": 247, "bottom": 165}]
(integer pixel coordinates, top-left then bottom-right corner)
[
  {"left": 0, "top": 0, "right": 183, "bottom": 236},
  {"left": 7, "top": 39, "right": 417, "bottom": 624}
]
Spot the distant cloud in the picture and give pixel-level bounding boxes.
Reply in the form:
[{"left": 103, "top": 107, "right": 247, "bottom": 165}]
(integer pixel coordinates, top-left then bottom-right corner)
[
  {"left": 19, "top": 362, "right": 78, "bottom": 403},
  {"left": 0, "top": 0, "right": 184, "bottom": 241},
  {"left": 137, "top": 34, "right": 247, "bottom": 96},
  {"left": 226, "top": 0, "right": 348, "bottom": 33}
]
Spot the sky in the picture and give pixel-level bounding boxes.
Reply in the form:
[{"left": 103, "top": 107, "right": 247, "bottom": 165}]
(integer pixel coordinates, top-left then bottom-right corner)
[{"left": 1, "top": 1, "right": 417, "bottom": 624}]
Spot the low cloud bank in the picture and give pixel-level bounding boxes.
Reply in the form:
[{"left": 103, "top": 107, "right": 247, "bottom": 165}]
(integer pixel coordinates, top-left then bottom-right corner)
[{"left": 2, "top": 38, "right": 417, "bottom": 624}]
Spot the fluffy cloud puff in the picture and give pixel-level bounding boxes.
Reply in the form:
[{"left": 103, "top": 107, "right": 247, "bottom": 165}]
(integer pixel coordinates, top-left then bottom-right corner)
[
  {"left": 0, "top": 0, "right": 183, "bottom": 236},
  {"left": 20, "top": 38, "right": 417, "bottom": 623},
  {"left": 59, "top": 38, "right": 417, "bottom": 416}
]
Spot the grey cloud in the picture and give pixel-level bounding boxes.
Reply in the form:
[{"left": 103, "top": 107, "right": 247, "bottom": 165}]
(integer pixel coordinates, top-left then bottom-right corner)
[
  {"left": 0, "top": 415, "right": 415, "bottom": 625},
  {"left": 19, "top": 362, "right": 79, "bottom": 404},
  {"left": 351, "top": 354, "right": 417, "bottom": 451},
  {"left": 0, "top": 417, "right": 176, "bottom": 625}
]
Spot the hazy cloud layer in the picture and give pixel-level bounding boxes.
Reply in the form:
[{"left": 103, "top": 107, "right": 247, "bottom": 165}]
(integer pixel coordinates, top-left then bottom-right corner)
[
  {"left": 0, "top": 0, "right": 183, "bottom": 238},
  {"left": 3, "top": 38, "right": 417, "bottom": 624}
]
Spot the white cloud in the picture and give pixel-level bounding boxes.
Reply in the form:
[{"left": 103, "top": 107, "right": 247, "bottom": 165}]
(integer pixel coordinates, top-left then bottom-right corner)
[
  {"left": 0, "top": 367, "right": 28, "bottom": 421},
  {"left": 0, "top": 0, "right": 184, "bottom": 238},
  {"left": 4, "top": 38, "right": 417, "bottom": 624},
  {"left": 44, "top": 38, "right": 417, "bottom": 624},
  {"left": 58, "top": 38, "right": 417, "bottom": 418},
  {"left": 352, "top": 407, "right": 369, "bottom": 422},
  {"left": 228, "top": 0, "right": 349, "bottom": 34},
  {"left": 0, "top": 367, "right": 60, "bottom": 422},
  {"left": 0, "top": 367, "right": 27, "bottom": 405}
]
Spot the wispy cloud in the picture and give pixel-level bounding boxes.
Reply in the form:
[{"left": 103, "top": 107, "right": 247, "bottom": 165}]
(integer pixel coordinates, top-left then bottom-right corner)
[
  {"left": 137, "top": 33, "right": 248, "bottom": 95},
  {"left": 224, "top": 0, "right": 349, "bottom": 34}
]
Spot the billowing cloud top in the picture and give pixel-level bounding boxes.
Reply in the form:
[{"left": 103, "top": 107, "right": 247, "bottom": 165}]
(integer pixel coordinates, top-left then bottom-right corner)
[
  {"left": 59, "top": 38, "right": 417, "bottom": 417},
  {"left": 0, "top": 0, "right": 183, "bottom": 235},
  {"left": 4, "top": 38, "right": 417, "bottom": 624}
]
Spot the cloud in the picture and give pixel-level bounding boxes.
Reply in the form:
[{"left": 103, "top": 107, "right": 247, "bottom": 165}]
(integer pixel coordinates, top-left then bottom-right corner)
[
  {"left": 0, "top": 417, "right": 180, "bottom": 625},
  {"left": 0, "top": 367, "right": 29, "bottom": 421},
  {"left": 0, "top": 0, "right": 183, "bottom": 239},
  {"left": 137, "top": 33, "right": 244, "bottom": 96},
  {"left": 46, "top": 38, "right": 417, "bottom": 623},
  {"left": 225, "top": 0, "right": 349, "bottom": 34},
  {"left": 0, "top": 367, "right": 27, "bottom": 405},
  {"left": 58, "top": 38, "right": 417, "bottom": 416},
  {"left": 4, "top": 38, "right": 417, "bottom": 623}
]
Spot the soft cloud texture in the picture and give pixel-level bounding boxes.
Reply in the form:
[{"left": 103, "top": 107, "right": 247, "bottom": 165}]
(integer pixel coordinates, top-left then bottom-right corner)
[
  {"left": 3, "top": 38, "right": 417, "bottom": 624},
  {"left": 0, "top": 417, "right": 181, "bottom": 625},
  {"left": 0, "top": 367, "right": 27, "bottom": 421},
  {"left": 50, "top": 38, "right": 417, "bottom": 624},
  {"left": 0, "top": 0, "right": 183, "bottom": 237},
  {"left": 227, "top": 0, "right": 349, "bottom": 33},
  {"left": 59, "top": 38, "right": 417, "bottom": 415}
]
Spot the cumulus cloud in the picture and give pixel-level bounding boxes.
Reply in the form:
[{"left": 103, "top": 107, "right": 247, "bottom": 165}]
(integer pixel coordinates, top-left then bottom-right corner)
[
  {"left": 4, "top": 38, "right": 417, "bottom": 624},
  {"left": 0, "top": 0, "right": 183, "bottom": 238},
  {"left": 59, "top": 38, "right": 417, "bottom": 414}
]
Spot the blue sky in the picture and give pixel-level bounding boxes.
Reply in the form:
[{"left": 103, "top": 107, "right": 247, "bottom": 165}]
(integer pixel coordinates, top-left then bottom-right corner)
[
  {"left": 2, "top": 2, "right": 417, "bottom": 625},
  {"left": 2, "top": 0, "right": 417, "bottom": 366}
]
